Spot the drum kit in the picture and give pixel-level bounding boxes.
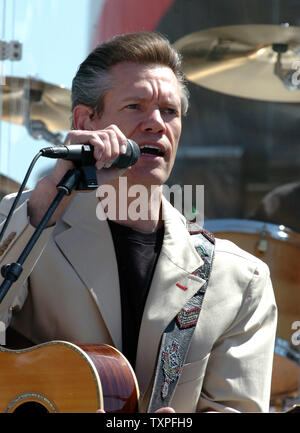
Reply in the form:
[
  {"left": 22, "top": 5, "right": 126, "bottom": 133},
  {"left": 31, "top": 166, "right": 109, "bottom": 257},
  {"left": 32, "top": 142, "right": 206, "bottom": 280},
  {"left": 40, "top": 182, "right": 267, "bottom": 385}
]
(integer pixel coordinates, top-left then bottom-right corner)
[{"left": 0, "top": 23, "right": 300, "bottom": 412}]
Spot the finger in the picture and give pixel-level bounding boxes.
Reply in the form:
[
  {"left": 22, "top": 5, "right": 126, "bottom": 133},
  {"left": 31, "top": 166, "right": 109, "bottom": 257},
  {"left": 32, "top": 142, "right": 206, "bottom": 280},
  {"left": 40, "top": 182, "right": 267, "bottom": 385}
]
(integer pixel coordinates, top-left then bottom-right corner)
[
  {"left": 94, "top": 130, "right": 126, "bottom": 169},
  {"left": 64, "top": 130, "right": 103, "bottom": 145},
  {"left": 102, "top": 129, "right": 119, "bottom": 166},
  {"left": 102, "top": 127, "right": 129, "bottom": 165},
  {"left": 107, "top": 124, "right": 128, "bottom": 155},
  {"left": 64, "top": 127, "right": 129, "bottom": 170},
  {"left": 65, "top": 126, "right": 127, "bottom": 152}
]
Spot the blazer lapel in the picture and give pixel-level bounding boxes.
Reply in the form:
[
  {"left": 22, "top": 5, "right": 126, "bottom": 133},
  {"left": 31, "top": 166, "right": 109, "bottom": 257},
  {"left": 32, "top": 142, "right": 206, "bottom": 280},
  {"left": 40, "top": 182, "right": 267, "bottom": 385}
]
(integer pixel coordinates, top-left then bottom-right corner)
[
  {"left": 53, "top": 192, "right": 122, "bottom": 350},
  {"left": 135, "top": 198, "right": 205, "bottom": 395}
]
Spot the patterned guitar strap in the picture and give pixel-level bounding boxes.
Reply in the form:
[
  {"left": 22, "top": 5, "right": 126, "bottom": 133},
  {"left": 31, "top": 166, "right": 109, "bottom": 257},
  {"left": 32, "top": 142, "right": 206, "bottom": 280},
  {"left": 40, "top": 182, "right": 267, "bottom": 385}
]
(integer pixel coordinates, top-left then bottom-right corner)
[{"left": 147, "top": 223, "right": 215, "bottom": 413}]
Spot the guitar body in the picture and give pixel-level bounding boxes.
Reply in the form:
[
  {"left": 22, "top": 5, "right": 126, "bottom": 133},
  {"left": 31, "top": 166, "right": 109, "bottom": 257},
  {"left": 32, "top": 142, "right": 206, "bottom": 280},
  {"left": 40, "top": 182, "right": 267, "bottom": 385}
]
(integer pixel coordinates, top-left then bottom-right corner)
[{"left": 0, "top": 341, "right": 139, "bottom": 413}]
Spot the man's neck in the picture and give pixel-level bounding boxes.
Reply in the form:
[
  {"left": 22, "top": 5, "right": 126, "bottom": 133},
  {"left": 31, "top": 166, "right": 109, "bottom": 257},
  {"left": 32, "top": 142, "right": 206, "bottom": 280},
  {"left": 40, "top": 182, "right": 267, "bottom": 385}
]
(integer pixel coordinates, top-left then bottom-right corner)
[{"left": 113, "top": 216, "right": 163, "bottom": 233}]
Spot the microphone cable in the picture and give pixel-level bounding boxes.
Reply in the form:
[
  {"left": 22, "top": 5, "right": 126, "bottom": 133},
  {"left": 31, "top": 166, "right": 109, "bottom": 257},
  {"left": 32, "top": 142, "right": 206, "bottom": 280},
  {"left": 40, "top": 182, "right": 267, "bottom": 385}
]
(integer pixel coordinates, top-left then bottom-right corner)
[{"left": 0, "top": 150, "right": 43, "bottom": 245}]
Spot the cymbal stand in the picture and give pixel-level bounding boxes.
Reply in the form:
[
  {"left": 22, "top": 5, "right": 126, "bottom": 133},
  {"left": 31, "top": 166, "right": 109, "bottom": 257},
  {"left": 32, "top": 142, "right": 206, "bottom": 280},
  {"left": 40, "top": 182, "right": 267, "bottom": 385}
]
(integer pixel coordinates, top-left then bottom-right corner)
[{"left": 26, "top": 119, "right": 64, "bottom": 146}]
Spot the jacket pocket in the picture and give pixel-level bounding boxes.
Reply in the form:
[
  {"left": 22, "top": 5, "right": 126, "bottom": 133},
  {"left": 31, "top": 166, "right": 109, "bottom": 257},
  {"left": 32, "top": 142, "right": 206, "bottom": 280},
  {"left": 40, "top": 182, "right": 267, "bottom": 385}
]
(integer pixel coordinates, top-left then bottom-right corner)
[
  {"left": 171, "top": 356, "right": 209, "bottom": 412},
  {"left": 178, "top": 354, "right": 209, "bottom": 385}
]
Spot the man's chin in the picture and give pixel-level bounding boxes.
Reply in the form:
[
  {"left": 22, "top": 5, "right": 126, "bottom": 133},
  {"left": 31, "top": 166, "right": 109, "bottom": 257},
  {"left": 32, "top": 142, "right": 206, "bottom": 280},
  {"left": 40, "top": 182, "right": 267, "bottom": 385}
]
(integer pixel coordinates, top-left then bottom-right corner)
[{"left": 125, "top": 166, "right": 169, "bottom": 188}]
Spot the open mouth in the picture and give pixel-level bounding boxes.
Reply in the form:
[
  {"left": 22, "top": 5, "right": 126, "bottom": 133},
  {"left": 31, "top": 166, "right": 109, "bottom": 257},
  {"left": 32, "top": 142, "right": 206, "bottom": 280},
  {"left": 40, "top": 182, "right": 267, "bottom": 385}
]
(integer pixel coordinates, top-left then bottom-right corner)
[{"left": 139, "top": 145, "right": 165, "bottom": 157}]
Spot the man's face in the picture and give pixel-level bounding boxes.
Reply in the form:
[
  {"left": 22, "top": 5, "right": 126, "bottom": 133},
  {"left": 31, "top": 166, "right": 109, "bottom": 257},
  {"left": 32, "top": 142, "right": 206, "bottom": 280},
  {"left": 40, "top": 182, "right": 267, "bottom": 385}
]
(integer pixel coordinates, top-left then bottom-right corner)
[{"left": 89, "top": 61, "right": 182, "bottom": 187}]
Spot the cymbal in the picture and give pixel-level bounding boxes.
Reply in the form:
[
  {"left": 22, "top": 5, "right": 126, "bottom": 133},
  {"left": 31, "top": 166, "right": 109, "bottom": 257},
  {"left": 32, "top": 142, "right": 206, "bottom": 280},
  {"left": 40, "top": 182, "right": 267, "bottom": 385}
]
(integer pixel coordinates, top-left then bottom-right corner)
[
  {"left": 1, "top": 76, "right": 71, "bottom": 131},
  {"left": 174, "top": 24, "right": 300, "bottom": 102}
]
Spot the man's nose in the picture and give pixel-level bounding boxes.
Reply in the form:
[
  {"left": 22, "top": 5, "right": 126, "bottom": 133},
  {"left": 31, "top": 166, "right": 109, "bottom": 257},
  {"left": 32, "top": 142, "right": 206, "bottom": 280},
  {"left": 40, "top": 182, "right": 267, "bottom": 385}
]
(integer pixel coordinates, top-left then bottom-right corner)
[{"left": 141, "top": 108, "right": 166, "bottom": 134}]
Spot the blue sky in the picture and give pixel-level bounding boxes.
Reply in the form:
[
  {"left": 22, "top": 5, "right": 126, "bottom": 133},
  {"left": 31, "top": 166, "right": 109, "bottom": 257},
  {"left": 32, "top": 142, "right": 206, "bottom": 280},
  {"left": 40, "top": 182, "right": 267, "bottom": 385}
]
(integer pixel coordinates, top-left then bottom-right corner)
[{"left": 0, "top": 0, "right": 103, "bottom": 188}]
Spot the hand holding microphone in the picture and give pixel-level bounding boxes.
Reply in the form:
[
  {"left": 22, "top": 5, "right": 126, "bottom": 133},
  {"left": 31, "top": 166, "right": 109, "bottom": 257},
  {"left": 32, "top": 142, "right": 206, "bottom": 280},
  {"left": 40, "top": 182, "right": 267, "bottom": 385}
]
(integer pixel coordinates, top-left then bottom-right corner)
[
  {"left": 28, "top": 126, "right": 140, "bottom": 228},
  {"left": 40, "top": 139, "right": 140, "bottom": 169}
]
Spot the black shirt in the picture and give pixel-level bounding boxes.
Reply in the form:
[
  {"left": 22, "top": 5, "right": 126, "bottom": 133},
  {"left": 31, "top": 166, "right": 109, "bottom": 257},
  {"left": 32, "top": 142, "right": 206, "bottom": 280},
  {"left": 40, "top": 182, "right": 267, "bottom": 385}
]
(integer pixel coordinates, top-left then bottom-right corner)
[{"left": 108, "top": 220, "right": 164, "bottom": 369}]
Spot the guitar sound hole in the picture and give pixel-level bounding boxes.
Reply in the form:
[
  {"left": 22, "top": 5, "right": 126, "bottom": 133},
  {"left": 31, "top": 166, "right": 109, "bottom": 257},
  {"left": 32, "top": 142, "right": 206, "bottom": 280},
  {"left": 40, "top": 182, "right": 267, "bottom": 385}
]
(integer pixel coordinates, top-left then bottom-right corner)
[{"left": 13, "top": 402, "right": 49, "bottom": 413}]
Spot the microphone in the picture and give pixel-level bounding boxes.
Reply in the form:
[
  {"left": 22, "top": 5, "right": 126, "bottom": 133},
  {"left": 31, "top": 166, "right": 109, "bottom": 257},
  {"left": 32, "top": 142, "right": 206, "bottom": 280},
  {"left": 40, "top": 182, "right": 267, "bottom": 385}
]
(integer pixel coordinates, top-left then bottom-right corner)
[{"left": 40, "top": 139, "right": 140, "bottom": 169}]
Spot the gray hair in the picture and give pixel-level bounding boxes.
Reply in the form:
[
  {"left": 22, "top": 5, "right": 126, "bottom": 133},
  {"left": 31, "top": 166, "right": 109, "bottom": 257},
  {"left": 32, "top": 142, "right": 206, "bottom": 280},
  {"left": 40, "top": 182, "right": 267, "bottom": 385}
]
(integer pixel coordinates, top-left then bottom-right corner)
[{"left": 71, "top": 31, "right": 189, "bottom": 125}]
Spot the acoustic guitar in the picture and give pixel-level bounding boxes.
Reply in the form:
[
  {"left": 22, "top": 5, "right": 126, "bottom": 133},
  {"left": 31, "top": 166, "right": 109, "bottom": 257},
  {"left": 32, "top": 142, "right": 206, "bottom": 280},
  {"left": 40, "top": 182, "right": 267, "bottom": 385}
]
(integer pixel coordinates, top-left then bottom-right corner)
[{"left": 0, "top": 340, "right": 139, "bottom": 413}]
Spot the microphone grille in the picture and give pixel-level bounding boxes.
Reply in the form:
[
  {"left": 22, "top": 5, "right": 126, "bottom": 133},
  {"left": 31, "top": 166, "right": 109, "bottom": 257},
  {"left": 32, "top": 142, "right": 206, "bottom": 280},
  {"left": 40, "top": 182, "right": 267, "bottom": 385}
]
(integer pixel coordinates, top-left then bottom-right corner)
[{"left": 128, "top": 139, "right": 140, "bottom": 162}]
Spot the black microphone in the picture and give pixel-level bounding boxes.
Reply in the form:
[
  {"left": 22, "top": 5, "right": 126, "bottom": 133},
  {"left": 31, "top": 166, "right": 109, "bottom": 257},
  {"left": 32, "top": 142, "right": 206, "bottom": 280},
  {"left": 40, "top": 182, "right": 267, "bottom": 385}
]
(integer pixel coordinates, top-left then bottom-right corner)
[{"left": 40, "top": 139, "right": 140, "bottom": 169}]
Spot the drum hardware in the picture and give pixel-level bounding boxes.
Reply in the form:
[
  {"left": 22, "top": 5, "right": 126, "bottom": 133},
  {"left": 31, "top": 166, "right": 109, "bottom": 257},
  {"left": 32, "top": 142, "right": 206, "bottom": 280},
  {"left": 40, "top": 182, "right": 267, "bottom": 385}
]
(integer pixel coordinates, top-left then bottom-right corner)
[
  {"left": 272, "top": 398, "right": 300, "bottom": 412},
  {"left": 0, "top": 76, "right": 71, "bottom": 143},
  {"left": 25, "top": 119, "right": 64, "bottom": 146},
  {"left": 174, "top": 24, "right": 300, "bottom": 102},
  {"left": 0, "top": 41, "right": 22, "bottom": 62},
  {"left": 283, "top": 403, "right": 300, "bottom": 413},
  {"left": 271, "top": 393, "right": 300, "bottom": 412},
  {"left": 256, "top": 226, "right": 268, "bottom": 253},
  {"left": 21, "top": 82, "right": 66, "bottom": 145},
  {"left": 273, "top": 43, "right": 299, "bottom": 91},
  {"left": 275, "top": 337, "right": 300, "bottom": 366}
]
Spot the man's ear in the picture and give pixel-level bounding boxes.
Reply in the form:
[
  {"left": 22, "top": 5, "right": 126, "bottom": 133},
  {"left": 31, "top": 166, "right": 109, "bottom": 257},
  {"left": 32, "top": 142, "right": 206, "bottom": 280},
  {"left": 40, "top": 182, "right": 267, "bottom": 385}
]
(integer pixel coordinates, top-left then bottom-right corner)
[{"left": 73, "top": 104, "right": 95, "bottom": 130}]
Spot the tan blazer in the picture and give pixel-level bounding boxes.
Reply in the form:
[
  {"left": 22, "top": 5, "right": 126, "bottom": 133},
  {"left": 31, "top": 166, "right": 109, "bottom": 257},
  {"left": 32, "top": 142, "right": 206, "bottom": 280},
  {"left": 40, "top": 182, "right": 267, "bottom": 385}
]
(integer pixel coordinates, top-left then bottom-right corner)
[{"left": 0, "top": 191, "right": 277, "bottom": 412}]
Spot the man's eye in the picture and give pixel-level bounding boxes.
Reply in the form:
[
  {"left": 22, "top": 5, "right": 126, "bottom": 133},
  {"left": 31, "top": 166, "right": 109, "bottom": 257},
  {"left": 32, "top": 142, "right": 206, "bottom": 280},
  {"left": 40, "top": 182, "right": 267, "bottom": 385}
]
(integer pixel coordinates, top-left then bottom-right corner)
[
  {"left": 164, "top": 108, "right": 178, "bottom": 115},
  {"left": 126, "top": 104, "right": 139, "bottom": 109}
]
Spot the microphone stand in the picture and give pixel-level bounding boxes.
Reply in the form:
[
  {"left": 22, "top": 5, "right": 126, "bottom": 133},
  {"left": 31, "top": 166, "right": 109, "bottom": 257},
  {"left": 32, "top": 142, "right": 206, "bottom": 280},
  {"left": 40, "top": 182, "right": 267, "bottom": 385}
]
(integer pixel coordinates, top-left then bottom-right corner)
[{"left": 0, "top": 165, "right": 98, "bottom": 304}]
